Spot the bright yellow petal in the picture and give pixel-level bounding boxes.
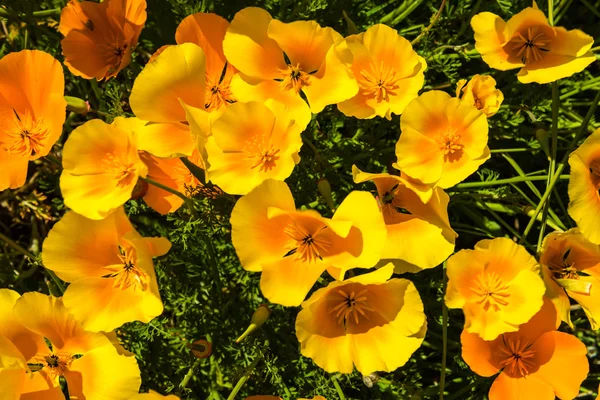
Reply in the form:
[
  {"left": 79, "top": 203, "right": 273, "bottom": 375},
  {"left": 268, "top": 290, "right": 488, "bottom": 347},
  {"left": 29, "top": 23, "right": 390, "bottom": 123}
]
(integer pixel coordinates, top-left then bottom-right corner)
[
  {"left": 541, "top": 265, "right": 573, "bottom": 328},
  {"left": 518, "top": 52, "right": 596, "bottom": 84},
  {"left": 0, "top": 334, "right": 27, "bottom": 400},
  {"left": 136, "top": 122, "right": 195, "bottom": 158},
  {"left": 471, "top": 12, "right": 521, "bottom": 71}
]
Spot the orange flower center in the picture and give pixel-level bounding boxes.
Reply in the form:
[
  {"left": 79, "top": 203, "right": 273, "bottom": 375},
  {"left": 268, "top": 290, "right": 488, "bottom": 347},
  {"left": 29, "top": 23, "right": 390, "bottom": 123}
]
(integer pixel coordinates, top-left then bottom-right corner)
[
  {"left": 103, "top": 245, "right": 149, "bottom": 291},
  {"left": 474, "top": 96, "right": 483, "bottom": 110},
  {"left": 28, "top": 352, "right": 74, "bottom": 379},
  {"left": 470, "top": 271, "right": 510, "bottom": 311},
  {"left": 506, "top": 26, "right": 550, "bottom": 65},
  {"left": 107, "top": 43, "right": 128, "bottom": 75},
  {"left": 358, "top": 65, "right": 401, "bottom": 103},
  {"left": 1, "top": 110, "right": 49, "bottom": 157},
  {"left": 437, "top": 129, "right": 463, "bottom": 159},
  {"left": 205, "top": 75, "right": 235, "bottom": 112},
  {"left": 589, "top": 159, "right": 600, "bottom": 189},
  {"left": 244, "top": 136, "right": 281, "bottom": 173},
  {"left": 329, "top": 287, "right": 374, "bottom": 325},
  {"left": 548, "top": 248, "right": 580, "bottom": 280},
  {"left": 283, "top": 220, "right": 330, "bottom": 263},
  {"left": 101, "top": 152, "right": 138, "bottom": 188},
  {"left": 498, "top": 335, "right": 536, "bottom": 377},
  {"left": 278, "top": 63, "right": 311, "bottom": 94}
]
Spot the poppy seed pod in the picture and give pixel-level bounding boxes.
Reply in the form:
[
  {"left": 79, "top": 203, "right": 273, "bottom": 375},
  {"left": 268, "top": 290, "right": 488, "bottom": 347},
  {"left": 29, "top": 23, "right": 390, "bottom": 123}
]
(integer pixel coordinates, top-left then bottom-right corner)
[
  {"left": 235, "top": 304, "right": 271, "bottom": 343},
  {"left": 65, "top": 95, "right": 90, "bottom": 116}
]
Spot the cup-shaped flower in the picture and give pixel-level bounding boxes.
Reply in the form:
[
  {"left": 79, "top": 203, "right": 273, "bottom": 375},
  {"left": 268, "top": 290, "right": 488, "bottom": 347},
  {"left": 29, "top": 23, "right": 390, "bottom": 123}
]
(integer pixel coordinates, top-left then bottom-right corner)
[
  {"left": 471, "top": 4, "right": 594, "bottom": 84},
  {"left": 130, "top": 391, "right": 180, "bottom": 399},
  {"left": 296, "top": 264, "right": 426, "bottom": 374},
  {"left": 352, "top": 166, "right": 456, "bottom": 273},
  {"left": 223, "top": 7, "right": 358, "bottom": 125},
  {"left": 205, "top": 101, "right": 304, "bottom": 195},
  {"left": 337, "top": 24, "right": 426, "bottom": 120},
  {"left": 0, "top": 50, "right": 66, "bottom": 191},
  {"left": 42, "top": 207, "right": 170, "bottom": 332},
  {"left": 230, "top": 179, "right": 386, "bottom": 306},
  {"left": 394, "top": 90, "right": 490, "bottom": 189},
  {"left": 455, "top": 74, "right": 504, "bottom": 117},
  {"left": 60, "top": 117, "right": 148, "bottom": 220},
  {"left": 445, "top": 237, "right": 545, "bottom": 340},
  {"left": 59, "top": 0, "right": 147, "bottom": 80},
  {"left": 0, "top": 290, "right": 141, "bottom": 399},
  {"left": 139, "top": 151, "right": 204, "bottom": 214},
  {"left": 540, "top": 228, "right": 600, "bottom": 329},
  {"left": 130, "top": 43, "right": 210, "bottom": 158},
  {"left": 568, "top": 128, "right": 600, "bottom": 244},
  {"left": 461, "top": 298, "right": 588, "bottom": 400}
]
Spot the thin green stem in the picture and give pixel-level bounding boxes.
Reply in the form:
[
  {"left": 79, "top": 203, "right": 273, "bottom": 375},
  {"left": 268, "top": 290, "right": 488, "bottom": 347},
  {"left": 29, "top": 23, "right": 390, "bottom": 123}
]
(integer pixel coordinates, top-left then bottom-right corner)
[
  {"left": 520, "top": 89, "right": 600, "bottom": 244},
  {"left": 226, "top": 355, "right": 262, "bottom": 400},
  {"left": 331, "top": 375, "right": 346, "bottom": 400},
  {"left": 198, "top": 230, "right": 223, "bottom": 299},
  {"left": 450, "top": 175, "right": 569, "bottom": 190},
  {"left": 439, "top": 260, "right": 448, "bottom": 400},
  {"left": 548, "top": 0, "right": 554, "bottom": 25},
  {"left": 178, "top": 358, "right": 202, "bottom": 392},
  {"left": 475, "top": 199, "right": 530, "bottom": 245},
  {"left": 0, "top": 7, "right": 61, "bottom": 19},
  {"left": 141, "top": 177, "right": 198, "bottom": 219},
  {"left": 411, "top": 0, "right": 446, "bottom": 46}
]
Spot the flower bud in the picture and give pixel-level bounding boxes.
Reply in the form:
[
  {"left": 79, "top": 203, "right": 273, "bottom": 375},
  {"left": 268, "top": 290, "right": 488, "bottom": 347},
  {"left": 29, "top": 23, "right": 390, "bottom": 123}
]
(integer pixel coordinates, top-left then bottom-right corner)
[
  {"left": 535, "top": 127, "right": 550, "bottom": 159},
  {"left": 317, "top": 178, "right": 335, "bottom": 212},
  {"left": 65, "top": 96, "right": 90, "bottom": 116},
  {"left": 235, "top": 304, "right": 271, "bottom": 343}
]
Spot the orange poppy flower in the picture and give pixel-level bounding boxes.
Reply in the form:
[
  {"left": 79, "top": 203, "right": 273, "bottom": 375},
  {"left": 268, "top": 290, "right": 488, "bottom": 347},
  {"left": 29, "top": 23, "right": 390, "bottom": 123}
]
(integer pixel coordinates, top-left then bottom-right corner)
[
  {"left": 337, "top": 24, "right": 426, "bottom": 119},
  {"left": 394, "top": 90, "right": 490, "bottom": 189},
  {"left": 471, "top": 4, "right": 595, "bottom": 84},
  {"left": 445, "top": 237, "right": 545, "bottom": 340},
  {"left": 0, "top": 50, "right": 66, "bottom": 191},
  {"left": 455, "top": 74, "right": 504, "bottom": 117},
  {"left": 139, "top": 150, "right": 204, "bottom": 214},
  {"left": 296, "top": 264, "right": 426, "bottom": 374},
  {"left": 230, "top": 179, "right": 386, "bottom": 306},
  {"left": 352, "top": 166, "right": 456, "bottom": 273},
  {"left": 61, "top": 117, "right": 149, "bottom": 220},
  {"left": 59, "top": 0, "right": 147, "bottom": 80},
  {"left": 540, "top": 229, "right": 600, "bottom": 329},
  {"left": 0, "top": 290, "right": 141, "bottom": 399},
  {"left": 42, "top": 207, "right": 170, "bottom": 332},
  {"left": 223, "top": 7, "right": 358, "bottom": 125},
  {"left": 568, "top": 128, "right": 600, "bottom": 244},
  {"left": 461, "top": 298, "right": 588, "bottom": 400},
  {"left": 205, "top": 100, "right": 305, "bottom": 195}
]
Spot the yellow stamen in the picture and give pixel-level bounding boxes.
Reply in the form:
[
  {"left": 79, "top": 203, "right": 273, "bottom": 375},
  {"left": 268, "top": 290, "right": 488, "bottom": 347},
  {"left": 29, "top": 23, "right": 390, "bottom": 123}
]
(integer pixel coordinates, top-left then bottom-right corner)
[
  {"left": 103, "top": 245, "right": 149, "bottom": 291},
  {"left": 358, "top": 63, "right": 402, "bottom": 103},
  {"left": 101, "top": 152, "right": 137, "bottom": 188},
  {"left": 205, "top": 76, "right": 235, "bottom": 111},
  {"left": 244, "top": 136, "right": 281, "bottom": 173},
  {"left": 470, "top": 271, "right": 511, "bottom": 311},
  {"left": 28, "top": 353, "right": 73, "bottom": 379},
  {"left": 1, "top": 110, "right": 49, "bottom": 157},
  {"left": 507, "top": 26, "right": 550, "bottom": 65},
  {"left": 278, "top": 63, "right": 310, "bottom": 94},
  {"left": 498, "top": 335, "right": 536, "bottom": 377},
  {"left": 283, "top": 219, "right": 330, "bottom": 263},
  {"left": 437, "top": 129, "right": 463, "bottom": 156},
  {"left": 329, "top": 287, "right": 374, "bottom": 326}
]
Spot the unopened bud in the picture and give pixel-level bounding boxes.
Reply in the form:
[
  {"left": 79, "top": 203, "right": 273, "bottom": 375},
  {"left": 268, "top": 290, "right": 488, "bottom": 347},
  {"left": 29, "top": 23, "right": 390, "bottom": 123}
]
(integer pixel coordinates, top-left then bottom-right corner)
[
  {"left": 535, "top": 128, "right": 550, "bottom": 159},
  {"left": 317, "top": 178, "right": 335, "bottom": 212},
  {"left": 188, "top": 339, "right": 212, "bottom": 359},
  {"left": 131, "top": 179, "right": 148, "bottom": 200},
  {"left": 235, "top": 304, "right": 271, "bottom": 343},
  {"left": 65, "top": 96, "right": 90, "bottom": 116}
]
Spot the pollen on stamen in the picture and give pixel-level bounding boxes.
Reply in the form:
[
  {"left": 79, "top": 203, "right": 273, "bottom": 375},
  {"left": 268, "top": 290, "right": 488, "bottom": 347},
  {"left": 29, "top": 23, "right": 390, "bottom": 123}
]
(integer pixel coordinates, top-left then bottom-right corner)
[
  {"left": 278, "top": 63, "right": 311, "bottom": 94},
  {"left": 283, "top": 220, "right": 330, "bottom": 263},
  {"left": 1, "top": 110, "right": 49, "bottom": 157}
]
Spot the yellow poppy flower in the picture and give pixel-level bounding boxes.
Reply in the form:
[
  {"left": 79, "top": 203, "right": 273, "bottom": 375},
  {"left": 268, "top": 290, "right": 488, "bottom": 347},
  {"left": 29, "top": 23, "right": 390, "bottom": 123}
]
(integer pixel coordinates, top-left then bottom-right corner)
[
  {"left": 130, "top": 43, "right": 210, "bottom": 158},
  {"left": 223, "top": 7, "right": 357, "bottom": 125},
  {"left": 461, "top": 298, "right": 588, "bottom": 400},
  {"left": 230, "top": 179, "right": 386, "bottom": 306},
  {"left": 139, "top": 150, "right": 204, "bottom": 214},
  {"left": 471, "top": 4, "right": 595, "bottom": 84},
  {"left": 0, "top": 290, "right": 141, "bottom": 399},
  {"left": 296, "top": 264, "right": 426, "bottom": 374},
  {"left": 337, "top": 24, "right": 426, "bottom": 119},
  {"left": 129, "top": 390, "right": 180, "bottom": 399},
  {"left": 205, "top": 100, "right": 304, "bottom": 195},
  {"left": 42, "top": 207, "right": 170, "bottom": 332},
  {"left": 568, "top": 128, "right": 600, "bottom": 244},
  {"left": 60, "top": 0, "right": 147, "bottom": 80},
  {"left": 0, "top": 50, "right": 66, "bottom": 191},
  {"left": 352, "top": 166, "right": 456, "bottom": 273},
  {"left": 455, "top": 74, "right": 504, "bottom": 117},
  {"left": 60, "top": 117, "right": 148, "bottom": 220},
  {"left": 394, "top": 90, "right": 490, "bottom": 189},
  {"left": 445, "top": 237, "right": 545, "bottom": 340},
  {"left": 540, "top": 228, "right": 600, "bottom": 329}
]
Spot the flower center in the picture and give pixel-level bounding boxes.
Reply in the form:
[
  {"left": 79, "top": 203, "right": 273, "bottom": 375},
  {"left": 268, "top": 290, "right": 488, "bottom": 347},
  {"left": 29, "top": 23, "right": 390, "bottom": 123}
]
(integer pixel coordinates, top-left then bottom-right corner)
[
  {"left": 205, "top": 77, "right": 235, "bottom": 112},
  {"left": 470, "top": 271, "right": 510, "bottom": 311},
  {"left": 358, "top": 64, "right": 401, "bottom": 103},
  {"left": 28, "top": 352, "right": 74, "bottom": 379},
  {"left": 437, "top": 129, "right": 463, "bottom": 157},
  {"left": 278, "top": 63, "right": 310, "bottom": 94},
  {"left": 474, "top": 96, "right": 483, "bottom": 110},
  {"left": 1, "top": 110, "right": 49, "bottom": 157},
  {"left": 589, "top": 159, "right": 600, "bottom": 190},
  {"left": 108, "top": 43, "right": 128, "bottom": 75},
  {"left": 548, "top": 248, "right": 580, "bottom": 280},
  {"left": 283, "top": 220, "right": 330, "bottom": 263},
  {"left": 329, "top": 288, "right": 374, "bottom": 325},
  {"left": 101, "top": 152, "right": 137, "bottom": 188},
  {"left": 498, "top": 335, "right": 536, "bottom": 377},
  {"left": 244, "top": 136, "right": 281, "bottom": 173},
  {"left": 103, "top": 245, "right": 149, "bottom": 291},
  {"left": 507, "top": 26, "right": 550, "bottom": 65}
]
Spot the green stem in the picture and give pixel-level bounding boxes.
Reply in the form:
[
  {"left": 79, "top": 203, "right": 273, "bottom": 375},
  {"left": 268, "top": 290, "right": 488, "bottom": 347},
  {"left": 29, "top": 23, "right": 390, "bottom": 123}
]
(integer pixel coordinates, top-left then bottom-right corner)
[
  {"left": 141, "top": 177, "right": 198, "bottom": 219},
  {"left": 226, "top": 356, "right": 262, "bottom": 400},
  {"left": 520, "top": 89, "right": 600, "bottom": 244},
  {"left": 548, "top": 0, "right": 555, "bottom": 25},
  {"left": 331, "top": 375, "right": 346, "bottom": 400},
  {"left": 411, "top": 0, "right": 446, "bottom": 46},
  {"left": 0, "top": 7, "right": 61, "bottom": 19},
  {"left": 178, "top": 358, "right": 202, "bottom": 392},
  {"left": 450, "top": 175, "right": 569, "bottom": 190},
  {"left": 439, "top": 260, "right": 448, "bottom": 400}
]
